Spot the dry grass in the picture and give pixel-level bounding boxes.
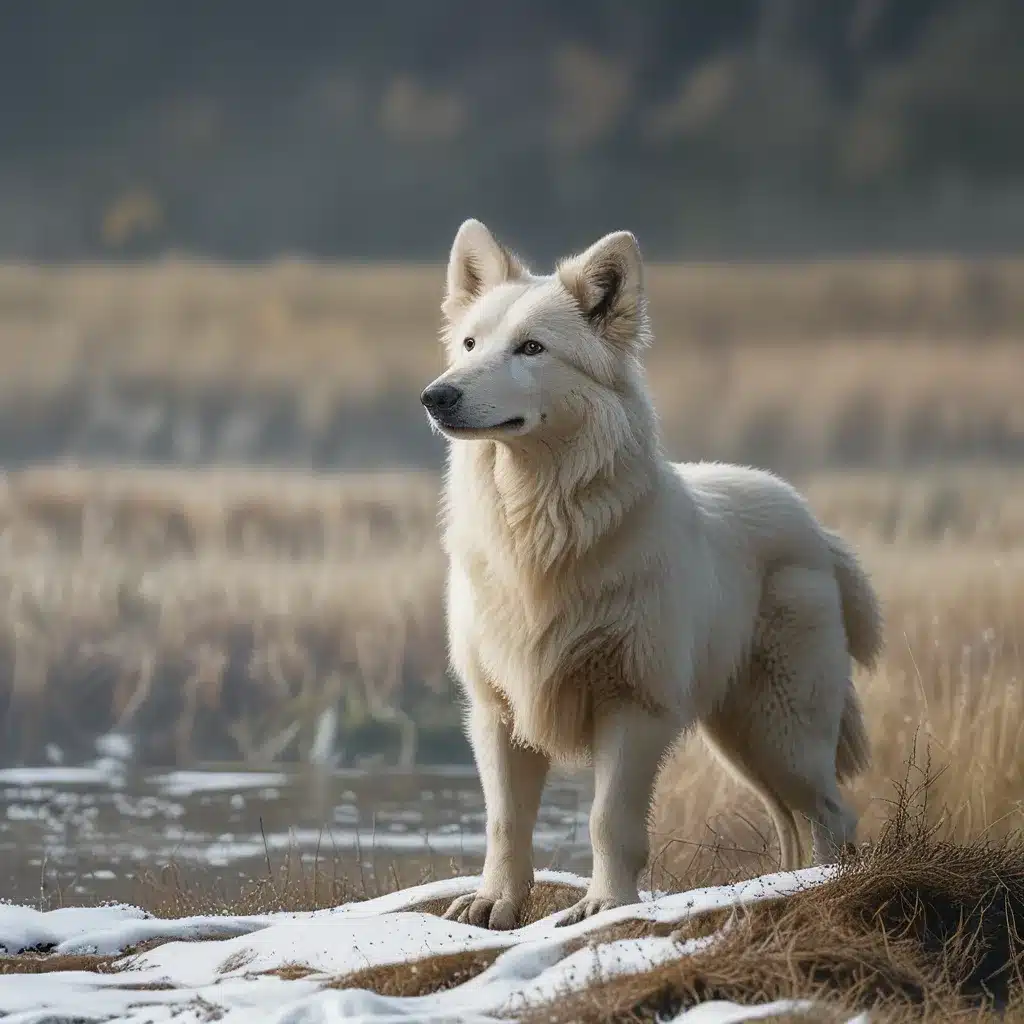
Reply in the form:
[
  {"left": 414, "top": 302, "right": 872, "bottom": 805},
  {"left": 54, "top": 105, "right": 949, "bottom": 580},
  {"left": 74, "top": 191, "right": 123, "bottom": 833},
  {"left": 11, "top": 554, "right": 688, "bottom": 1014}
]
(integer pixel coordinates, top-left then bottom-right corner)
[
  {"left": 0, "top": 953, "right": 124, "bottom": 974},
  {"left": 0, "top": 466, "right": 450, "bottom": 766},
  {"left": 2, "top": 261, "right": 1024, "bottom": 472},
  {"left": 4, "top": 258, "right": 1022, "bottom": 393},
  {"left": 325, "top": 948, "right": 505, "bottom": 997},
  {"left": 0, "top": 937, "right": 196, "bottom": 980},
  {"left": 132, "top": 851, "right": 381, "bottom": 919},
  {"left": 523, "top": 794, "right": 1024, "bottom": 1023},
  {"left": 2, "top": 463, "right": 1023, "bottom": 793},
  {"left": 3, "top": 461, "right": 1024, "bottom": 906}
]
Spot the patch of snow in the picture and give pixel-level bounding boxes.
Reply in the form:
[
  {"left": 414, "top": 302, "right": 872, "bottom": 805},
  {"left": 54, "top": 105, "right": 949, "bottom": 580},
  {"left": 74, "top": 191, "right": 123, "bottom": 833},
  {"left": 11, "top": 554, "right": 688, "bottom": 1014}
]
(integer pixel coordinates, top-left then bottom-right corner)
[
  {"left": 94, "top": 733, "right": 135, "bottom": 761},
  {"left": 147, "top": 770, "right": 291, "bottom": 797},
  {"left": 0, "top": 867, "right": 850, "bottom": 1024},
  {"left": 0, "top": 904, "right": 149, "bottom": 955},
  {"left": 0, "top": 766, "right": 123, "bottom": 787},
  {"left": 666, "top": 999, "right": 816, "bottom": 1023},
  {"left": 138, "top": 912, "right": 506, "bottom": 986},
  {"left": 503, "top": 934, "right": 711, "bottom": 1011}
]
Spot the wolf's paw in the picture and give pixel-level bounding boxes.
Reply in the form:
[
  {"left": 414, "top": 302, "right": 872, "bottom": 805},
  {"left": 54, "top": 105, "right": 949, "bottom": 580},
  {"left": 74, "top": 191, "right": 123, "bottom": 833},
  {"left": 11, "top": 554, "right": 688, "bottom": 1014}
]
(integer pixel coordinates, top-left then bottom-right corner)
[
  {"left": 443, "top": 891, "right": 521, "bottom": 930},
  {"left": 556, "top": 895, "right": 627, "bottom": 927}
]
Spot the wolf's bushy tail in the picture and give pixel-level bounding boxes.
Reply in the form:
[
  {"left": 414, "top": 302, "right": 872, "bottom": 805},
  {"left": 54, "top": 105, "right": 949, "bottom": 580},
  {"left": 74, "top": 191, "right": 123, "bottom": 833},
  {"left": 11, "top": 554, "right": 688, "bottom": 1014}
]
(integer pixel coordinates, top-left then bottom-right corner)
[
  {"left": 836, "top": 685, "right": 871, "bottom": 781},
  {"left": 826, "top": 530, "right": 884, "bottom": 671},
  {"left": 826, "top": 529, "right": 882, "bottom": 781}
]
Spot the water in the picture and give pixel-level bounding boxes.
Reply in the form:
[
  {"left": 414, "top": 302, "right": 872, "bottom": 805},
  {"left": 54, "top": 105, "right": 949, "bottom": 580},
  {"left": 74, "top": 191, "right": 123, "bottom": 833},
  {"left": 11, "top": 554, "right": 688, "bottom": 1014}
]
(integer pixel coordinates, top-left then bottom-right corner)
[{"left": 0, "top": 757, "right": 594, "bottom": 908}]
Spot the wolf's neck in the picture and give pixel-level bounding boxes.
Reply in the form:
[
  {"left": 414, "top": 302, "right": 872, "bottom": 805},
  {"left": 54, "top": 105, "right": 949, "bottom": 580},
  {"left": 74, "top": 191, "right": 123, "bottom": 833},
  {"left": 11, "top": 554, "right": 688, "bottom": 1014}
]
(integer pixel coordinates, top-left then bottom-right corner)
[{"left": 446, "top": 386, "right": 661, "bottom": 577}]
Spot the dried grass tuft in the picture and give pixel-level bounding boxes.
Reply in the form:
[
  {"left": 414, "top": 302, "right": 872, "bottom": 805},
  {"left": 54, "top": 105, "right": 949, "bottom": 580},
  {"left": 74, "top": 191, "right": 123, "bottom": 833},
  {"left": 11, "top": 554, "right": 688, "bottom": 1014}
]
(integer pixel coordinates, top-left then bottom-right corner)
[{"left": 526, "top": 777, "right": 1024, "bottom": 1023}]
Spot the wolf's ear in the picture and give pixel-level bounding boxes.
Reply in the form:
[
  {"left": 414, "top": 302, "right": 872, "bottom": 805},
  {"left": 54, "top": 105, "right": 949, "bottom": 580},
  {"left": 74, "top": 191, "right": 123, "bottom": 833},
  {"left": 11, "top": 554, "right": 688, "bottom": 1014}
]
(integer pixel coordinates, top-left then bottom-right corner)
[
  {"left": 558, "top": 231, "right": 649, "bottom": 350},
  {"left": 443, "top": 219, "right": 527, "bottom": 323}
]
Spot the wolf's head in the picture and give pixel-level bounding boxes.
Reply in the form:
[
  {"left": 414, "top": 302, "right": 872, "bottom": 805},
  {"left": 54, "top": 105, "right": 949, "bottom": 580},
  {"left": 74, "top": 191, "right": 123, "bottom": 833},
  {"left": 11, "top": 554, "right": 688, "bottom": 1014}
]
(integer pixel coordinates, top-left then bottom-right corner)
[{"left": 421, "top": 220, "right": 652, "bottom": 445}]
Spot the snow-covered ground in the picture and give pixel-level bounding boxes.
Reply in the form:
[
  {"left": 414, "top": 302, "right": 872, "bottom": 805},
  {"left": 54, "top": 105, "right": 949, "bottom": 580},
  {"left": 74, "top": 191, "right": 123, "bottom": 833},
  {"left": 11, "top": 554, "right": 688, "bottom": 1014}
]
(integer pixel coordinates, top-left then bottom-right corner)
[{"left": 0, "top": 867, "right": 860, "bottom": 1024}]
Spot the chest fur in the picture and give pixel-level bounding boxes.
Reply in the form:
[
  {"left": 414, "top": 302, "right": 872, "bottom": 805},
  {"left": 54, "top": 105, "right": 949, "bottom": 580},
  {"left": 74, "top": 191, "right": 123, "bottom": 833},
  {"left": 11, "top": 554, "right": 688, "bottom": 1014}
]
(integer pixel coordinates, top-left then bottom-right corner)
[
  {"left": 443, "top": 442, "right": 667, "bottom": 758},
  {"left": 453, "top": 564, "right": 662, "bottom": 761}
]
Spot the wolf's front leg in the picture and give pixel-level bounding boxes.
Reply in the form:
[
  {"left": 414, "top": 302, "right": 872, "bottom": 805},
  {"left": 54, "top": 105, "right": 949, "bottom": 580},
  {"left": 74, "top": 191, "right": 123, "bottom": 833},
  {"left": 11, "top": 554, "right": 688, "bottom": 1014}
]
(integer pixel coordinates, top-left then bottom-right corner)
[
  {"left": 559, "top": 704, "right": 678, "bottom": 926},
  {"left": 444, "top": 700, "right": 549, "bottom": 930}
]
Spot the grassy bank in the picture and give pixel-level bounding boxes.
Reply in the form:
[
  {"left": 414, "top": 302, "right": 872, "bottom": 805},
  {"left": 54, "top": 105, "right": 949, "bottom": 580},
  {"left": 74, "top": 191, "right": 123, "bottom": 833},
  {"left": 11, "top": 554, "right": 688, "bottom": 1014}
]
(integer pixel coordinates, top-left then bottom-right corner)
[
  {"left": 4, "top": 800, "right": 1024, "bottom": 1023},
  {"left": 528, "top": 811, "right": 1024, "bottom": 1023}
]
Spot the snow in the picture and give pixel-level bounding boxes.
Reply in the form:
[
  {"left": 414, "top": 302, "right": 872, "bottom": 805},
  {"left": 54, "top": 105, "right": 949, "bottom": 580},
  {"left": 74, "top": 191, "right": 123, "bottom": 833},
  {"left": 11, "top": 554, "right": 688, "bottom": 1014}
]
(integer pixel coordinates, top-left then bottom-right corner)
[
  {"left": 0, "top": 766, "right": 124, "bottom": 787},
  {"left": 0, "top": 904, "right": 150, "bottom": 955},
  {"left": 666, "top": 1000, "right": 816, "bottom": 1023},
  {"left": 94, "top": 733, "right": 135, "bottom": 762},
  {"left": 0, "top": 866, "right": 865, "bottom": 1024},
  {"left": 148, "top": 770, "right": 290, "bottom": 797}
]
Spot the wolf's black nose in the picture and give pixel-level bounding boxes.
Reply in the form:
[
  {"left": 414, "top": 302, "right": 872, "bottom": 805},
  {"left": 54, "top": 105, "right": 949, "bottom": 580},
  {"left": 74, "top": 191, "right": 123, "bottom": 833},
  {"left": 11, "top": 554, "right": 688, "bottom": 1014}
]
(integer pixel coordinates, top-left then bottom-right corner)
[{"left": 420, "top": 383, "right": 463, "bottom": 413}]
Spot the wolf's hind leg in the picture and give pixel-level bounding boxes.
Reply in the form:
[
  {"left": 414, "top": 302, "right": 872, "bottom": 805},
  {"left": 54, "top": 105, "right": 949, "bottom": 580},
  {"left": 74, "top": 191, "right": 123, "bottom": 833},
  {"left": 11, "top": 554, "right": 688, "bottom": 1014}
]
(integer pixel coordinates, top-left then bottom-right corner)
[
  {"left": 749, "top": 566, "right": 860, "bottom": 865},
  {"left": 700, "top": 719, "right": 804, "bottom": 871},
  {"left": 711, "top": 565, "right": 864, "bottom": 868}
]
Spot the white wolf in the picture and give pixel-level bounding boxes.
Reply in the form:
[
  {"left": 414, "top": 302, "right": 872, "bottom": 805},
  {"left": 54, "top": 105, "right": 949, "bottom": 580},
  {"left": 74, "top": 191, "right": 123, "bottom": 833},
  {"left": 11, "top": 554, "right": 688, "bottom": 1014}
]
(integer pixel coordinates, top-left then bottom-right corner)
[{"left": 420, "top": 220, "right": 883, "bottom": 930}]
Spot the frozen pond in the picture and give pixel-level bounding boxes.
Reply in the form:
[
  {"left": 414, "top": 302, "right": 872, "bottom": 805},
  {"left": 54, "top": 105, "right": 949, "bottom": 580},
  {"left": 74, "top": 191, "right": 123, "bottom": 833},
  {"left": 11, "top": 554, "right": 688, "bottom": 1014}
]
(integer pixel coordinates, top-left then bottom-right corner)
[{"left": 0, "top": 751, "right": 594, "bottom": 906}]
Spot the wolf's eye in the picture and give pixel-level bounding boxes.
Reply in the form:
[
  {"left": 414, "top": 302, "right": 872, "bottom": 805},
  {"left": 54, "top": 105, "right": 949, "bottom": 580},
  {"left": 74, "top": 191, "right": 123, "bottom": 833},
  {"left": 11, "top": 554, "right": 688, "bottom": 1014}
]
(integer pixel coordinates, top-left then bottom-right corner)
[
  {"left": 463, "top": 337, "right": 475, "bottom": 351},
  {"left": 519, "top": 340, "right": 544, "bottom": 356}
]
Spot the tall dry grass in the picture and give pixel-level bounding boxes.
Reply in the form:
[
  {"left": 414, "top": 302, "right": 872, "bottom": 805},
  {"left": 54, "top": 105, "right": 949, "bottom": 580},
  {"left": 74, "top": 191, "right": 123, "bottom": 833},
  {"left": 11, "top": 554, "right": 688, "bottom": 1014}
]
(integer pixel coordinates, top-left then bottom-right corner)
[
  {"left": 2, "top": 257, "right": 1024, "bottom": 883},
  {"left": 527, "top": 804, "right": 1024, "bottom": 1022},
  {"left": 2, "top": 261, "right": 1023, "bottom": 472},
  {"left": 0, "top": 467, "right": 449, "bottom": 767},
  {"left": 1, "top": 463, "right": 1023, "bottom": 880},
  {"left": 4, "top": 258, "right": 1022, "bottom": 393}
]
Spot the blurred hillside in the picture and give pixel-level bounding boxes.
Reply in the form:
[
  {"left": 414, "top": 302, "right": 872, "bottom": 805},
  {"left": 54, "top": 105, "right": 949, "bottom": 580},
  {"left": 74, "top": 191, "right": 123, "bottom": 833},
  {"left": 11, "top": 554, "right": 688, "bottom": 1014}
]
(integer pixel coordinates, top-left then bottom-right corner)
[{"left": 2, "top": 0, "right": 1023, "bottom": 261}]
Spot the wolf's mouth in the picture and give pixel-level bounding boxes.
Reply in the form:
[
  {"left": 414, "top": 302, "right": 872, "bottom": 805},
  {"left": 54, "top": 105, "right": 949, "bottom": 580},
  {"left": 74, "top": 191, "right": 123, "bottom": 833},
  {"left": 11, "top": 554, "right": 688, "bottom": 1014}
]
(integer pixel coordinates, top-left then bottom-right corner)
[{"left": 433, "top": 415, "right": 525, "bottom": 434}]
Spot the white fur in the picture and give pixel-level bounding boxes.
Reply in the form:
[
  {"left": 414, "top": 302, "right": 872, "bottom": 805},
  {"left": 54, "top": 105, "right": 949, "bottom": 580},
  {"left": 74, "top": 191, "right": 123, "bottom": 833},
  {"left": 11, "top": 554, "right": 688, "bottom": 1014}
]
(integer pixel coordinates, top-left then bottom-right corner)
[{"left": 423, "top": 220, "right": 883, "bottom": 930}]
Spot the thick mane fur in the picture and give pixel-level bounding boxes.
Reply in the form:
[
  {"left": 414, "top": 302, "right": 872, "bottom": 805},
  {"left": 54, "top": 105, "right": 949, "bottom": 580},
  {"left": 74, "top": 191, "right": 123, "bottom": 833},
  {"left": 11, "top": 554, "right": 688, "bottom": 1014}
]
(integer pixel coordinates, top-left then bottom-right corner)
[
  {"left": 440, "top": 354, "right": 665, "bottom": 758},
  {"left": 443, "top": 356, "right": 659, "bottom": 583}
]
